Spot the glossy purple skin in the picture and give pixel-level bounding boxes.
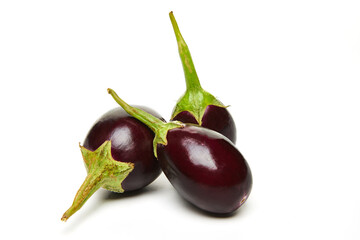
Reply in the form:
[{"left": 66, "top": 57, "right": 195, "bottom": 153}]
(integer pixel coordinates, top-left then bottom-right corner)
[
  {"left": 172, "top": 105, "right": 237, "bottom": 143},
  {"left": 83, "top": 107, "right": 164, "bottom": 191},
  {"left": 157, "top": 125, "right": 252, "bottom": 214}
]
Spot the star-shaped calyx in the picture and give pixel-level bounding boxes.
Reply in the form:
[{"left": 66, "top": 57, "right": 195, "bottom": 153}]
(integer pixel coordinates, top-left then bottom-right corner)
[{"left": 61, "top": 140, "right": 134, "bottom": 222}]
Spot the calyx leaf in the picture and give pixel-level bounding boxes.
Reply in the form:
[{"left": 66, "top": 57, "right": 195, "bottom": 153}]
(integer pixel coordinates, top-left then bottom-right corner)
[{"left": 61, "top": 140, "right": 134, "bottom": 222}]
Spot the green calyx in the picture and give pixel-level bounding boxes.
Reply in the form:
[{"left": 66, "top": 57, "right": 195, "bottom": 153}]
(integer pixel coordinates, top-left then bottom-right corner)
[
  {"left": 171, "top": 88, "right": 224, "bottom": 125},
  {"left": 152, "top": 121, "right": 184, "bottom": 157},
  {"left": 108, "top": 88, "right": 184, "bottom": 157},
  {"left": 61, "top": 140, "right": 134, "bottom": 222},
  {"left": 169, "top": 11, "right": 226, "bottom": 125}
]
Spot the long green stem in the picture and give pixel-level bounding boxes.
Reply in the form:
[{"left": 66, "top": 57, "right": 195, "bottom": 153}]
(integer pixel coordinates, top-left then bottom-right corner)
[
  {"left": 169, "top": 11, "right": 202, "bottom": 91},
  {"left": 107, "top": 88, "right": 165, "bottom": 132},
  {"left": 169, "top": 12, "right": 225, "bottom": 124},
  {"left": 61, "top": 169, "right": 104, "bottom": 222},
  {"left": 107, "top": 88, "right": 184, "bottom": 157},
  {"left": 61, "top": 141, "right": 134, "bottom": 222}
]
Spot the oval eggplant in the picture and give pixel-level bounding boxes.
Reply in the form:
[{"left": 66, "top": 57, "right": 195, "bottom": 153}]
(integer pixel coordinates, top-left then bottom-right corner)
[
  {"left": 157, "top": 125, "right": 251, "bottom": 213},
  {"left": 108, "top": 88, "right": 252, "bottom": 214}
]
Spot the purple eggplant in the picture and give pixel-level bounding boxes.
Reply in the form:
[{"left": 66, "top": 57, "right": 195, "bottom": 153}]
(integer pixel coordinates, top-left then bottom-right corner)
[
  {"left": 61, "top": 107, "right": 163, "bottom": 221},
  {"left": 108, "top": 89, "right": 252, "bottom": 214},
  {"left": 169, "top": 12, "right": 237, "bottom": 143}
]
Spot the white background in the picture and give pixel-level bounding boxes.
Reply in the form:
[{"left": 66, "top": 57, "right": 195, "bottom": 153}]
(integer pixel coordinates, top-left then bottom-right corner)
[{"left": 1, "top": 0, "right": 359, "bottom": 239}]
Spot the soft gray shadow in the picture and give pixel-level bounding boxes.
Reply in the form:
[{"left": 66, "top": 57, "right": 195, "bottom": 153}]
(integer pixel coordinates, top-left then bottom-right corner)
[
  {"left": 103, "top": 184, "right": 159, "bottom": 200},
  {"left": 61, "top": 184, "right": 160, "bottom": 233}
]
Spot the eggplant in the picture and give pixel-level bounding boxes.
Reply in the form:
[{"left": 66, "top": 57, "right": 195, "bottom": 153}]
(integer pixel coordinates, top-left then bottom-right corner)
[
  {"left": 61, "top": 107, "right": 164, "bottom": 221},
  {"left": 108, "top": 88, "right": 252, "bottom": 214},
  {"left": 169, "top": 12, "right": 237, "bottom": 143}
]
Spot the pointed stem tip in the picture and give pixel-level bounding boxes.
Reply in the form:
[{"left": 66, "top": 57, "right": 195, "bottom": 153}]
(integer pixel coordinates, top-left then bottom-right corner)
[
  {"left": 61, "top": 214, "right": 69, "bottom": 222},
  {"left": 169, "top": 12, "right": 201, "bottom": 91},
  {"left": 61, "top": 168, "right": 105, "bottom": 222},
  {"left": 61, "top": 141, "right": 133, "bottom": 222}
]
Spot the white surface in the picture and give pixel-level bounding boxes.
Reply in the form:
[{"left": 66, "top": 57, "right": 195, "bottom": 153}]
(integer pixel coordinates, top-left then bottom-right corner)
[{"left": 1, "top": 1, "right": 359, "bottom": 239}]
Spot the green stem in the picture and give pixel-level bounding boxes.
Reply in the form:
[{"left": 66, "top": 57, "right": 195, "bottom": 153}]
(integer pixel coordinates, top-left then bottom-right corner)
[
  {"left": 61, "top": 169, "right": 104, "bottom": 222},
  {"left": 61, "top": 141, "right": 134, "bottom": 222},
  {"left": 107, "top": 88, "right": 165, "bottom": 132},
  {"left": 107, "top": 88, "right": 184, "bottom": 157},
  {"left": 169, "top": 11, "right": 202, "bottom": 91},
  {"left": 169, "top": 12, "right": 226, "bottom": 124}
]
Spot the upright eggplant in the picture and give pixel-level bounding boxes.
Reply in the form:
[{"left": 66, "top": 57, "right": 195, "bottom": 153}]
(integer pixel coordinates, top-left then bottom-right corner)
[
  {"left": 169, "top": 12, "right": 237, "bottom": 143},
  {"left": 108, "top": 89, "right": 252, "bottom": 214},
  {"left": 61, "top": 107, "right": 164, "bottom": 221}
]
